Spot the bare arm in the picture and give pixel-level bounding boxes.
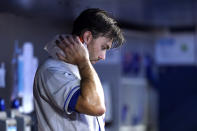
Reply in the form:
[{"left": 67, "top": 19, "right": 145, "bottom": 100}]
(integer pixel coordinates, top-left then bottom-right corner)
[{"left": 57, "top": 35, "right": 106, "bottom": 116}]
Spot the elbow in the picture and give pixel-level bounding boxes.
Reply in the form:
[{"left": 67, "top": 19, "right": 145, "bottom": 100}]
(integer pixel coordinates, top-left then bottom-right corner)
[
  {"left": 94, "top": 105, "right": 106, "bottom": 116},
  {"left": 76, "top": 96, "right": 106, "bottom": 116},
  {"left": 85, "top": 101, "right": 106, "bottom": 116}
]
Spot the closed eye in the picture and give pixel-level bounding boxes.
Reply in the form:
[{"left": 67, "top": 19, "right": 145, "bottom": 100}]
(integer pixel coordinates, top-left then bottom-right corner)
[{"left": 102, "top": 45, "right": 111, "bottom": 50}]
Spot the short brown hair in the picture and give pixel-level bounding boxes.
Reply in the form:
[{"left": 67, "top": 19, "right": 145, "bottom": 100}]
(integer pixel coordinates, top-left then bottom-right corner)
[{"left": 72, "top": 8, "right": 124, "bottom": 48}]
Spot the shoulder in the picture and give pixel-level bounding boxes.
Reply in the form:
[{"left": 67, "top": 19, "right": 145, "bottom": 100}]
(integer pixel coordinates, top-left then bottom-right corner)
[
  {"left": 40, "top": 58, "right": 68, "bottom": 71},
  {"left": 35, "top": 58, "right": 69, "bottom": 76},
  {"left": 35, "top": 58, "right": 80, "bottom": 80}
]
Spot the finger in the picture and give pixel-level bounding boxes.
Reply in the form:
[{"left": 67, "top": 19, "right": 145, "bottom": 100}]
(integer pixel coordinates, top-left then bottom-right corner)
[
  {"left": 67, "top": 35, "right": 77, "bottom": 45},
  {"left": 72, "top": 35, "right": 80, "bottom": 44},
  {"left": 62, "top": 35, "right": 73, "bottom": 45},
  {"left": 76, "top": 36, "right": 83, "bottom": 45},
  {"left": 63, "top": 36, "right": 75, "bottom": 50},
  {"left": 59, "top": 35, "right": 65, "bottom": 42},
  {"left": 56, "top": 41, "right": 66, "bottom": 51},
  {"left": 59, "top": 35, "right": 70, "bottom": 46}
]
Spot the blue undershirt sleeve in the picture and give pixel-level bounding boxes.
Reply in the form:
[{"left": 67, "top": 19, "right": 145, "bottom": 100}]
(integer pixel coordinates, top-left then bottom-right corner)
[{"left": 68, "top": 89, "right": 80, "bottom": 112}]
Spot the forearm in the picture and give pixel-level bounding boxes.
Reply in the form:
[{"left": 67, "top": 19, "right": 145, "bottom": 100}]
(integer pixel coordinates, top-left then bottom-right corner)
[{"left": 77, "top": 60, "right": 105, "bottom": 113}]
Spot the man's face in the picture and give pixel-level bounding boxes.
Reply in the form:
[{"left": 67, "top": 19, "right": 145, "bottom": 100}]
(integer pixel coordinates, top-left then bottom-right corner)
[{"left": 87, "top": 36, "right": 113, "bottom": 64}]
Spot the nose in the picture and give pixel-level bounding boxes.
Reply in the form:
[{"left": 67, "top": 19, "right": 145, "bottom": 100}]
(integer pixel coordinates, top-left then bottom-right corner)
[{"left": 98, "top": 51, "right": 106, "bottom": 60}]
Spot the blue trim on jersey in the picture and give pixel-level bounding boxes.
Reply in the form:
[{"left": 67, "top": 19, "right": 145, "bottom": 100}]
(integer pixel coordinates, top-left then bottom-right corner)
[
  {"left": 96, "top": 117, "right": 101, "bottom": 131},
  {"left": 68, "top": 89, "right": 80, "bottom": 112},
  {"left": 64, "top": 85, "right": 80, "bottom": 112}
]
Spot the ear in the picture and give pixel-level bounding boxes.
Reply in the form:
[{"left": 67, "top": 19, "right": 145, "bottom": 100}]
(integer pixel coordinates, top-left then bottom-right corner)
[{"left": 82, "top": 31, "right": 93, "bottom": 45}]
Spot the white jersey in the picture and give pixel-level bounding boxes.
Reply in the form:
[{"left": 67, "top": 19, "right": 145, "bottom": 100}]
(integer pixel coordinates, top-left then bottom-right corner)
[{"left": 33, "top": 58, "right": 105, "bottom": 131}]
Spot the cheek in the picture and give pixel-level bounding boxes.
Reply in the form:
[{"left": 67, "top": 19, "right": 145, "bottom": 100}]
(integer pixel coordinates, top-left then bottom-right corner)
[
  {"left": 95, "top": 48, "right": 104, "bottom": 57},
  {"left": 88, "top": 45, "right": 97, "bottom": 58},
  {"left": 87, "top": 42, "right": 102, "bottom": 58},
  {"left": 91, "top": 45, "right": 100, "bottom": 55}
]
